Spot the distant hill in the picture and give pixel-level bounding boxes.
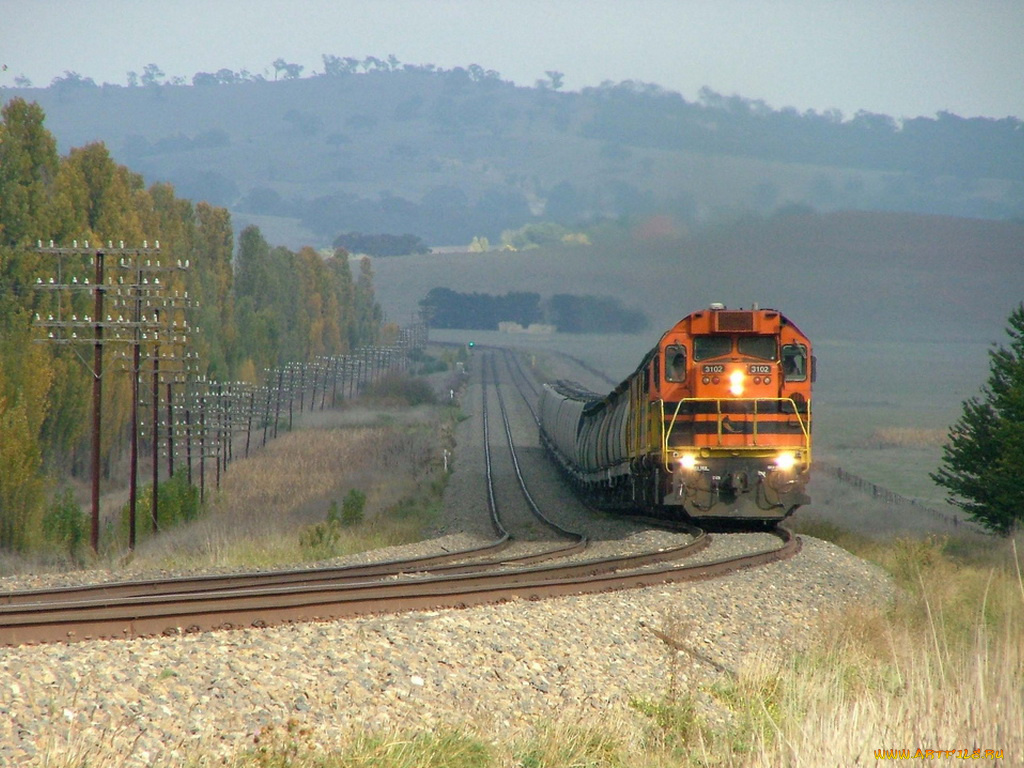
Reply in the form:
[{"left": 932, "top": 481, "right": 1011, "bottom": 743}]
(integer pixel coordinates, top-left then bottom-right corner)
[{"left": 4, "top": 67, "right": 1022, "bottom": 249}]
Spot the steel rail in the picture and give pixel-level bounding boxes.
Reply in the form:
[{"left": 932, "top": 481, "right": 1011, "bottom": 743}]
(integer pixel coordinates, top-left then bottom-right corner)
[
  {"left": 490, "top": 353, "right": 586, "bottom": 545},
  {"left": 0, "top": 526, "right": 796, "bottom": 646}
]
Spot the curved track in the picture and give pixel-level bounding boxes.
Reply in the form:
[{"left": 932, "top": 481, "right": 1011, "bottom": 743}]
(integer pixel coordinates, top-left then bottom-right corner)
[{"left": 0, "top": 348, "right": 800, "bottom": 646}]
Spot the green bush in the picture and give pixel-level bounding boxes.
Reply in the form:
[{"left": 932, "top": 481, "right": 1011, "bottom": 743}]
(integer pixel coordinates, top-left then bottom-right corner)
[
  {"left": 118, "top": 470, "right": 203, "bottom": 546},
  {"left": 341, "top": 488, "right": 366, "bottom": 526},
  {"left": 41, "top": 487, "right": 88, "bottom": 563},
  {"left": 299, "top": 492, "right": 366, "bottom": 560},
  {"left": 156, "top": 470, "right": 202, "bottom": 527},
  {"left": 365, "top": 373, "right": 438, "bottom": 405},
  {"left": 299, "top": 520, "right": 342, "bottom": 560}
]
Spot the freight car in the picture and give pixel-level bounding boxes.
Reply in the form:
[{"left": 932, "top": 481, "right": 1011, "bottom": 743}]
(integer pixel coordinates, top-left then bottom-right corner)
[{"left": 539, "top": 304, "right": 813, "bottom": 521}]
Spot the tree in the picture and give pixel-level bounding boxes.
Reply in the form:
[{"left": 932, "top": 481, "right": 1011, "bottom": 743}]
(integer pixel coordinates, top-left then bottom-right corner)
[
  {"left": 272, "top": 58, "right": 303, "bottom": 80},
  {"left": 322, "top": 54, "right": 357, "bottom": 77},
  {"left": 353, "top": 257, "right": 382, "bottom": 344},
  {"left": 140, "top": 63, "right": 165, "bottom": 87},
  {"left": 0, "top": 98, "right": 60, "bottom": 247},
  {"left": 931, "top": 304, "right": 1024, "bottom": 534}
]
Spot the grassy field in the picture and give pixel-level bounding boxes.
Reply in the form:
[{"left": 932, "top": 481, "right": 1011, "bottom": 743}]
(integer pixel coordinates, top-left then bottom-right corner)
[{"left": 115, "top": 380, "right": 458, "bottom": 574}]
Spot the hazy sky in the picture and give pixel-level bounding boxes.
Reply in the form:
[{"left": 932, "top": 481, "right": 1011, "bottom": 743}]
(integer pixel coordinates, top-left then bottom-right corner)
[{"left": 2, "top": 0, "right": 1022, "bottom": 120}]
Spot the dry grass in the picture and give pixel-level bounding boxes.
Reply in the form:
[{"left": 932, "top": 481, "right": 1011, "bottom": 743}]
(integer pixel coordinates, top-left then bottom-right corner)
[
  {"left": 715, "top": 534, "right": 1024, "bottom": 766},
  {"left": 130, "top": 406, "right": 452, "bottom": 571}
]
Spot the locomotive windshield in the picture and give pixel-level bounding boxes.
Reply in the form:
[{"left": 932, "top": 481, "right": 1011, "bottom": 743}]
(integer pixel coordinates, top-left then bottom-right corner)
[
  {"left": 693, "top": 336, "right": 732, "bottom": 360},
  {"left": 737, "top": 335, "right": 778, "bottom": 360}
]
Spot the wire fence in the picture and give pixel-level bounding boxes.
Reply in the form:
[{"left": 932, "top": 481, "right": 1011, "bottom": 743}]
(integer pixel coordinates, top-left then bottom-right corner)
[{"left": 815, "top": 461, "right": 967, "bottom": 529}]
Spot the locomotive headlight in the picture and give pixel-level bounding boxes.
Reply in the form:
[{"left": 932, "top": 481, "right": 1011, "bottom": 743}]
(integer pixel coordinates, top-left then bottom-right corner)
[
  {"left": 773, "top": 451, "right": 797, "bottom": 471},
  {"left": 679, "top": 454, "right": 698, "bottom": 471},
  {"left": 728, "top": 369, "right": 745, "bottom": 396}
]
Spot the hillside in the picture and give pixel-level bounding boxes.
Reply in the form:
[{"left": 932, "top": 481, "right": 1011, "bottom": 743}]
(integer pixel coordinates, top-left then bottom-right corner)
[
  {"left": 4, "top": 69, "right": 1022, "bottom": 249},
  {"left": 370, "top": 210, "right": 1024, "bottom": 346}
]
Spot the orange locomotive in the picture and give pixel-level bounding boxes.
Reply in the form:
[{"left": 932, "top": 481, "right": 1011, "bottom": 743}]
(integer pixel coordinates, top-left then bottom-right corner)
[{"left": 539, "top": 303, "right": 814, "bottom": 521}]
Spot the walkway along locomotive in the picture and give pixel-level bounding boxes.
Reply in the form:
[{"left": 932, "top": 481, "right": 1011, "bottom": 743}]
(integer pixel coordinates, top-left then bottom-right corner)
[{"left": 539, "top": 304, "right": 814, "bottom": 521}]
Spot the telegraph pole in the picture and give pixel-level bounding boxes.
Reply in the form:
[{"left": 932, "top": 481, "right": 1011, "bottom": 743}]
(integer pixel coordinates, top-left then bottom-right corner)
[
  {"left": 89, "top": 249, "right": 104, "bottom": 553},
  {"left": 35, "top": 240, "right": 191, "bottom": 551},
  {"left": 34, "top": 240, "right": 150, "bottom": 552},
  {"left": 109, "top": 251, "right": 191, "bottom": 546}
]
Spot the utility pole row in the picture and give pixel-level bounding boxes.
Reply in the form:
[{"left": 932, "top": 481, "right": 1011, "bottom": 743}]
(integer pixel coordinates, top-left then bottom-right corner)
[{"left": 33, "top": 241, "right": 427, "bottom": 554}]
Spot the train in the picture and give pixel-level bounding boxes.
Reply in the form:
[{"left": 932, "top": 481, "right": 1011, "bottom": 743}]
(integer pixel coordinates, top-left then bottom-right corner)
[{"left": 539, "top": 303, "right": 813, "bottom": 522}]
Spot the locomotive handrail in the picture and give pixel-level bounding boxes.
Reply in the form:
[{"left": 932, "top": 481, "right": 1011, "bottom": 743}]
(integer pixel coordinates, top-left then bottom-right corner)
[{"left": 658, "top": 396, "right": 811, "bottom": 471}]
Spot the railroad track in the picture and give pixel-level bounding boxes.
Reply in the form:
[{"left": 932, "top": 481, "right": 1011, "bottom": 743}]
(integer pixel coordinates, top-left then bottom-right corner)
[{"left": 0, "top": 348, "right": 800, "bottom": 646}]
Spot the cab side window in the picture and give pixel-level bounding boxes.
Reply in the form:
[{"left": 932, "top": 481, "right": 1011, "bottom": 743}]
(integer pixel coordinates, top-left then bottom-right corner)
[
  {"left": 665, "top": 345, "right": 687, "bottom": 382},
  {"left": 782, "top": 344, "right": 808, "bottom": 382}
]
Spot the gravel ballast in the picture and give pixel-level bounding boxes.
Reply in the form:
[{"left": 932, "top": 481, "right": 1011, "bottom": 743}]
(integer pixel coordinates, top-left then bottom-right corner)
[{"left": 0, "top": 535, "right": 893, "bottom": 766}]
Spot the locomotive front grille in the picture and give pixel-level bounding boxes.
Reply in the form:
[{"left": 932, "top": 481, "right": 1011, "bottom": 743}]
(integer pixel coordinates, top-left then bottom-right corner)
[{"left": 715, "top": 311, "right": 754, "bottom": 331}]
